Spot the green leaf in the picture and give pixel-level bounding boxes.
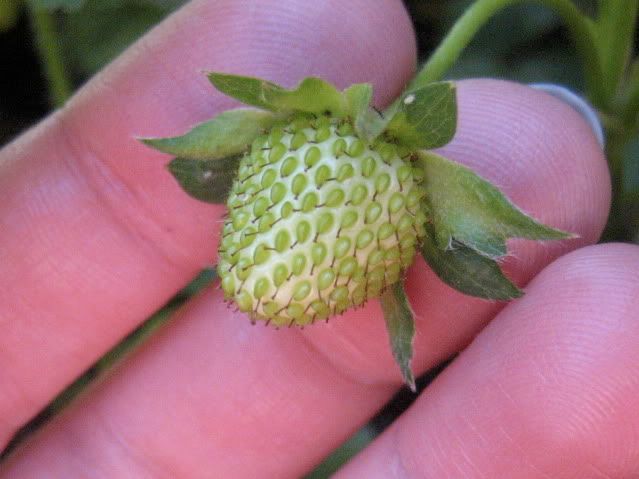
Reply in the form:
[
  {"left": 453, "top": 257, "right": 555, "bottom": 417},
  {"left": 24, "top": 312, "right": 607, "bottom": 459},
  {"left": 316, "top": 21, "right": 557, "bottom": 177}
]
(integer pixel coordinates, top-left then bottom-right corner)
[
  {"left": 420, "top": 223, "right": 523, "bottom": 300},
  {"left": 417, "top": 151, "right": 573, "bottom": 259},
  {"left": 208, "top": 73, "right": 347, "bottom": 115},
  {"left": 167, "top": 156, "right": 240, "bottom": 204},
  {"left": 385, "top": 82, "right": 457, "bottom": 149},
  {"left": 140, "top": 109, "right": 275, "bottom": 160},
  {"left": 380, "top": 281, "right": 416, "bottom": 392}
]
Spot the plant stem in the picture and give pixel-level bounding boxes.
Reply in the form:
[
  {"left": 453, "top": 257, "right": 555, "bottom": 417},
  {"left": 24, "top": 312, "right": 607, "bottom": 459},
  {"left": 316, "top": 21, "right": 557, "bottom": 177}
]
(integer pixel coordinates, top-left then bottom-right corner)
[
  {"left": 28, "top": 5, "right": 72, "bottom": 107},
  {"left": 410, "top": 0, "right": 605, "bottom": 105},
  {"left": 595, "top": 0, "right": 639, "bottom": 105},
  {"left": 621, "top": 58, "right": 639, "bottom": 126}
]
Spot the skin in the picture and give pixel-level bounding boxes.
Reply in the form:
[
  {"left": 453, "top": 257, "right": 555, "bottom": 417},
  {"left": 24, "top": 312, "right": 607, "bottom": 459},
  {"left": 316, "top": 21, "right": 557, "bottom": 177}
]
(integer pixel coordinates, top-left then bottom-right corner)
[{"left": 0, "top": 0, "right": 634, "bottom": 477}]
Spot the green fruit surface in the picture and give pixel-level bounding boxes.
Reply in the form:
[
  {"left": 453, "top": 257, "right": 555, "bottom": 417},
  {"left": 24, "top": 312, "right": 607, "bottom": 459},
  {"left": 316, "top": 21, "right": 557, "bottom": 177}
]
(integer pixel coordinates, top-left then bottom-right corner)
[{"left": 217, "top": 114, "right": 426, "bottom": 326}]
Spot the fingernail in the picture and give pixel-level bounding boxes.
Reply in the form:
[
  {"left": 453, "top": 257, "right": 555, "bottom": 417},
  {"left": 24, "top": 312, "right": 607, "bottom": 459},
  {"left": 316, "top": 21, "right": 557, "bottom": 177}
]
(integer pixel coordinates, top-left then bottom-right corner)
[{"left": 530, "top": 83, "right": 605, "bottom": 148}]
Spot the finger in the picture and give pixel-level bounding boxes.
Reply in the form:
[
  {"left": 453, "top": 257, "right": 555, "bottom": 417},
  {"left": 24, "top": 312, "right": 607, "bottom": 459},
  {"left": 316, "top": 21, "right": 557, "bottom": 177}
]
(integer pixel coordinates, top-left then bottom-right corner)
[
  {"left": 1, "top": 81, "right": 610, "bottom": 477},
  {"left": 336, "top": 243, "right": 639, "bottom": 478},
  {"left": 0, "top": 0, "right": 416, "bottom": 447}
]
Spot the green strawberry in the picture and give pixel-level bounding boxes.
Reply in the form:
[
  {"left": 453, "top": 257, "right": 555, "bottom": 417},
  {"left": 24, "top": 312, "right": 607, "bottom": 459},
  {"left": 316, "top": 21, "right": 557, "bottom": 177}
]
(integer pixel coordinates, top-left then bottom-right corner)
[
  {"left": 217, "top": 113, "right": 427, "bottom": 327},
  {"left": 142, "top": 72, "right": 571, "bottom": 389}
]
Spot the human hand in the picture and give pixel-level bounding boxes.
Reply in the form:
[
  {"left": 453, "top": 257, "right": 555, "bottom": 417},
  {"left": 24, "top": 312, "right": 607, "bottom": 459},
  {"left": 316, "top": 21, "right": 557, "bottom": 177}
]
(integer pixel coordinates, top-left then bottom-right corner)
[{"left": 0, "top": 1, "right": 629, "bottom": 477}]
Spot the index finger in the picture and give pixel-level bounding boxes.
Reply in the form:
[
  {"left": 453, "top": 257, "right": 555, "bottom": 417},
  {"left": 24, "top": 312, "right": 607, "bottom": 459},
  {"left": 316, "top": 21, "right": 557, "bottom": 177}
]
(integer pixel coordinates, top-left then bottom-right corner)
[{"left": 0, "top": 0, "right": 416, "bottom": 448}]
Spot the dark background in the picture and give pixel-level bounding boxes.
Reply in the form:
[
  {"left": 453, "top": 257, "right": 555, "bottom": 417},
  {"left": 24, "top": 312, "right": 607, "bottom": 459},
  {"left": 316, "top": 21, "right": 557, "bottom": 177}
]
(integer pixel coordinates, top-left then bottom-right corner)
[{"left": 0, "top": 0, "right": 590, "bottom": 146}]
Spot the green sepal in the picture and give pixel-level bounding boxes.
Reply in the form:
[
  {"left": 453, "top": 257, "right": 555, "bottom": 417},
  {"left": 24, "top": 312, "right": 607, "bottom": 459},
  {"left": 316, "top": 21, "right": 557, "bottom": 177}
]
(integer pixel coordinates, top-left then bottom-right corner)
[
  {"left": 208, "top": 72, "right": 347, "bottom": 116},
  {"left": 207, "top": 73, "right": 283, "bottom": 111},
  {"left": 344, "top": 83, "right": 372, "bottom": 119},
  {"left": 355, "top": 108, "right": 391, "bottom": 144},
  {"left": 417, "top": 151, "right": 574, "bottom": 259},
  {"left": 361, "top": 100, "right": 400, "bottom": 143},
  {"left": 204, "top": 74, "right": 460, "bottom": 151},
  {"left": 343, "top": 82, "right": 405, "bottom": 144},
  {"left": 266, "top": 77, "right": 347, "bottom": 115},
  {"left": 420, "top": 223, "right": 523, "bottom": 300},
  {"left": 380, "top": 281, "right": 416, "bottom": 392},
  {"left": 342, "top": 83, "right": 392, "bottom": 144},
  {"left": 167, "top": 156, "right": 240, "bottom": 204},
  {"left": 384, "top": 82, "right": 457, "bottom": 149},
  {"left": 343, "top": 83, "right": 379, "bottom": 141},
  {"left": 140, "top": 109, "right": 275, "bottom": 160}
]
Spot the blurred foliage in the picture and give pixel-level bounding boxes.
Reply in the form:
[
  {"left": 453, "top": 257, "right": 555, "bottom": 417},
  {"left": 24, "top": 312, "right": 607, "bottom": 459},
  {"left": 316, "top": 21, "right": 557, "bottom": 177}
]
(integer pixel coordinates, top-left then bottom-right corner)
[
  {"left": 61, "top": 0, "right": 185, "bottom": 76},
  {"left": 0, "top": 0, "right": 21, "bottom": 32},
  {"left": 0, "top": 0, "right": 638, "bottom": 476},
  {"left": 0, "top": 0, "right": 184, "bottom": 85},
  {"left": 303, "top": 425, "right": 377, "bottom": 479},
  {"left": 30, "top": 0, "right": 86, "bottom": 10}
]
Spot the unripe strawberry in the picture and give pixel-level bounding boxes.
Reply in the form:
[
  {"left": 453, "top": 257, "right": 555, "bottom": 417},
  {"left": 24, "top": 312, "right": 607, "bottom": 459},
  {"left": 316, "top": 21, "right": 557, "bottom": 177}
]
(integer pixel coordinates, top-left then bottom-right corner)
[
  {"left": 145, "top": 72, "right": 570, "bottom": 388},
  {"left": 218, "top": 113, "right": 426, "bottom": 326}
]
